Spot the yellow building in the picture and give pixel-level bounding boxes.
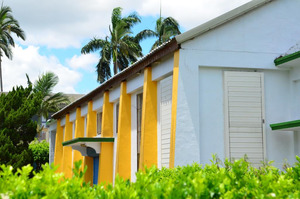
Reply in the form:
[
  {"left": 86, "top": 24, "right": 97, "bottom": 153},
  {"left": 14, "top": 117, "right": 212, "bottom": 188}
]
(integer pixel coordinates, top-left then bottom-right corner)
[
  {"left": 50, "top": 39, "right": 179, "bottom": 184},
  {"left": 49, "top": 0, "right": 300, "bottom": 185}
]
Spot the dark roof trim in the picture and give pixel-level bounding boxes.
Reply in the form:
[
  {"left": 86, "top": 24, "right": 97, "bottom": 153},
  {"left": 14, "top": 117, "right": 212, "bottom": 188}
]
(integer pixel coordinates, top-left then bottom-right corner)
[
  {"left": 52, "top": 38, "right": 179, "bottom": 119},
  {"left": 274, "top": 51, "right": 300, "bottom": 66}
]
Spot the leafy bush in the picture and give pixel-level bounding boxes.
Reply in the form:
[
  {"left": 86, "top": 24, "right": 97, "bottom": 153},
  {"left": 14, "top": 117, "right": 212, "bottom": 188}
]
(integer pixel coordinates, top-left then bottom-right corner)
[
  {"left": 0, "top": 157, "right": 300, "bottom": 198},
  {"left": 29, "top": 139, "right": 49, "bottom": 172},
  {"left": 0, "top": 86, "right": 42, "bottom": 169}
]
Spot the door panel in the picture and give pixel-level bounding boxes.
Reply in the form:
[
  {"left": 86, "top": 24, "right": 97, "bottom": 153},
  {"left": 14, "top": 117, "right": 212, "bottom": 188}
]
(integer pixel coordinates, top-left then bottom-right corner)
[{"left": 224, "top": 71, "right": 264, "bottom": 167}]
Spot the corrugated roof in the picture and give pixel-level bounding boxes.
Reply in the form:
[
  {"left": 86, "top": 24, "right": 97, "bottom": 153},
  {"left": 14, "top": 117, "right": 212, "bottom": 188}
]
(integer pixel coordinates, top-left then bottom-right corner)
[{"left": 52, "top": 38, "right": 179, "bottom": 119}]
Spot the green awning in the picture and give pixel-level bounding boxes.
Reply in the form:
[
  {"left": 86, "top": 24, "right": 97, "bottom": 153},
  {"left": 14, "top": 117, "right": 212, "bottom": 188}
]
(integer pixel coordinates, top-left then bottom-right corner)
[
  {"left": 274, "top": 51, "right": 300, "bottom": 66},
  {"left": 270, "top": 119, "right": 300, "bottom": 131},
  {"left": 62, "top": 137, "right": 114, "bottom": 156}
]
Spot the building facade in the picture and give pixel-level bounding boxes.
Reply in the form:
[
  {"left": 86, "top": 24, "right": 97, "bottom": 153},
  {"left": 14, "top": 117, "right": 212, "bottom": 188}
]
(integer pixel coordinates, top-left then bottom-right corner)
[{"left": 50, "top": 0, "right": 300, "bottom": 185}]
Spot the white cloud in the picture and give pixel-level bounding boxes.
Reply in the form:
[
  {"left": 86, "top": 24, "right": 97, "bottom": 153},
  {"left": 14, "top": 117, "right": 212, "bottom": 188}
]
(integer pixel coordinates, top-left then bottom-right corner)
[
  {"left": 136, "top": 0, "right": 252, "bottom": 30},
  {"left": 2, "top": 45, "right": 81, "bottom": 93},
  {"left": 6, "top": 0, "right": 251, "bottom": 48},
  {"left": 0, "top": 0, "right": 253, "bottom": 94},
  {"left": 66, "top": 53, "right": 98, "bottom": 71}
]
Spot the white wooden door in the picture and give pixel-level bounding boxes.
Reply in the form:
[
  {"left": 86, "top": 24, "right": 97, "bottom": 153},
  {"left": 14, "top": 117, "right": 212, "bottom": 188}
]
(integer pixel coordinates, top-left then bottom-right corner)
[
  {"left": 224, "top": 71, "right": 265, "bottom": 167},
  {"left": 160, "top": 76, "right": 173, "bottom": 168}
]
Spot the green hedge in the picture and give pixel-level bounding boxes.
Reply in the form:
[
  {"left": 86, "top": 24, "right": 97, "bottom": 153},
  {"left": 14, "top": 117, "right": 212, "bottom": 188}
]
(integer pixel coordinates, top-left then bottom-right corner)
[
  {"left": 1, "top": 156, "right": 300, "bottom": 198},
  {"left": 29, "top": 139, "right": 49, "bottom": 172}
]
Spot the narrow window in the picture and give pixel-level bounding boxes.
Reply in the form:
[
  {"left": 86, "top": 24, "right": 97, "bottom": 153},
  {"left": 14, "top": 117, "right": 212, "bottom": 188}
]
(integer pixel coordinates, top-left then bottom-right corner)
[
  {"left": 97, "top": 112, "right": 102, "bottom": 135},
  {"left": 84, "top": 117, "right": 87, "bottom": 137},
  {"left": 115, "top": 102, "right": 119, "bottom": 134},
  {"left": 72, "top": 122, "right": 75, "bottom": 139},
  {"left": 136, "top": 93, "right": 143, "bottom": 170}
]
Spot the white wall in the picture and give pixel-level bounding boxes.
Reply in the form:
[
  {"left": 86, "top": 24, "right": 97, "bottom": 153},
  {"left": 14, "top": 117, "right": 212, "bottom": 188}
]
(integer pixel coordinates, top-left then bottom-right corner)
[
  {"left": 174, "top": 49, "right": 200, "bottom": 166},
  {"left": 174, "top": 0, "right": 300, "bottom": 167},
  {"left": 176, "top": 65, "right": 297, "bottom": 167},
  {"left": 181, "top": 0, "right": 300, "bottom": 70},
  {"left": 198, "top": 67, "right": 225, "bottom": 164},
  {"left": 263, "top": 70, "right": 295, "bottom": 167}
]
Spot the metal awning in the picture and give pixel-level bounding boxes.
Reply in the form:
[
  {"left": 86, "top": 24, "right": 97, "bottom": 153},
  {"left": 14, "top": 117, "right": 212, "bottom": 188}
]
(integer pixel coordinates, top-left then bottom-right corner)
[
  {"left": 270, "top": 119, "right": 300, "bottom": 131},
  {"left": 275, "top": 50, "right": 300, "bottom": 68},
  {"left": 62, "top": 137, "right": 114, "bottom": 157}
]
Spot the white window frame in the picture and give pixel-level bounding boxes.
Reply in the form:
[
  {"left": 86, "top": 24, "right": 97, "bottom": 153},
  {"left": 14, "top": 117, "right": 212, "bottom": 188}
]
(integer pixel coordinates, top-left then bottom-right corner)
[{"left": 96, "top": 109, "right": 103, "bottom": 136}]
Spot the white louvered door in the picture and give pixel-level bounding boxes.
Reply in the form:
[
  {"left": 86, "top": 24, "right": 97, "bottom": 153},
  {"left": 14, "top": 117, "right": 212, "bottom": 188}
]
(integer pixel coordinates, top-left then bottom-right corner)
[
  {"left": 224, "top": 71, "right": 265, "bottom": 167},
  {"left": 160, "top": 76, "right": 173, "bottom": 168}
]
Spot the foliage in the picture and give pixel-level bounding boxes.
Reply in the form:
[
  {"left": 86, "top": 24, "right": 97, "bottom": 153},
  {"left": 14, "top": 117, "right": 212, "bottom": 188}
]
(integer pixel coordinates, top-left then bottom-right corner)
[
  {"left": 81, "top": 7, "right": 143, "bottom": 83},
  {"left": 27, "top": 72, "right": 70, "bottom": 133},
  {"left": 136, "top": 16, "right": 181, "bottom": 50},
  {"left": 0, "top": 85, "right": 42, "bottom": 169},
  {"left": 29, "top": 139, "right": 49, "bottom": 172},
  {"left": 1, "top": 157, "right": 300, "bottom": 198},
  {"left": 0, "top": 5, "right": 26, "bottom": 92},
  {"left": 28, "top": 71, "right": 70, "bottom": 120}
]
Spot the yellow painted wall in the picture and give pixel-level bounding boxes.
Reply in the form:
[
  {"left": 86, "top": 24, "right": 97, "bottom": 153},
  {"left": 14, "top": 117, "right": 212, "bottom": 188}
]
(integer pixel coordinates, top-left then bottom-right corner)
[
  {"left": 54, "top": 119, "right": 64, "bottom": 173},
  {"left": 139, "top": 67, "right": 157, "bottom": 170},
  {"left": 84, "top": 157, "right": 93, "bottom": 184},
  {"left": 98, "top": 91, "right": 114, "bottom": 184},
  {"left": 115, "top": 82, "right": 131, "bottom": 180},
  {"left": 83, "top": 101, "right": 96, "bottom": 184},
  {"left": 62, "top": 114, "right": 73, "bottom": 178},
  {"left": 169, "top": 50, "right": 180, "bottom": 168},
  {"left": 73, "top": 107, "right": 85, "bottom": 171}
]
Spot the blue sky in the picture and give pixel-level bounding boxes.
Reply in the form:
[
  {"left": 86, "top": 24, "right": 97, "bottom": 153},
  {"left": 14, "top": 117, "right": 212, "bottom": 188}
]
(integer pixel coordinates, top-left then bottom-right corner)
[{"left": 2, "top": 0, "right": 251, "bottom": 94}]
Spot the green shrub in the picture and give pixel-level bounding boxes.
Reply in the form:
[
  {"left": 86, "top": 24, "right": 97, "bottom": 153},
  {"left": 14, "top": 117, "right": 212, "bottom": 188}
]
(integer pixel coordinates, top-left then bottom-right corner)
[
  {"left": 0, "top": 157, "right": 300, "bottom": 198},
  {"left": 0, "top": 86, "right": 42, "bottom": 169},
  {"left": 29, "top": 139, "right": 49, "bottom": 172}
]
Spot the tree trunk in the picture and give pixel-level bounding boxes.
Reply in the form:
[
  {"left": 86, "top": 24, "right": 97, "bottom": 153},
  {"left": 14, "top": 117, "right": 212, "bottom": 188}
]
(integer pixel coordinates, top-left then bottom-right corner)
[
  {"left": 113, "top": 61, "right": 117, "bottom": 75},
  {"left": 0, "top": 56, "right": 3, "bottom": 92}
]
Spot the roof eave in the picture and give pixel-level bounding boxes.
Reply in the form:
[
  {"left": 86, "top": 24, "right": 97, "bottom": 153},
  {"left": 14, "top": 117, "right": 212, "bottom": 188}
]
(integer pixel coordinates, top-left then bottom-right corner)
[{"left": 52, "top": 38, "right": 179, "bottom": 120}]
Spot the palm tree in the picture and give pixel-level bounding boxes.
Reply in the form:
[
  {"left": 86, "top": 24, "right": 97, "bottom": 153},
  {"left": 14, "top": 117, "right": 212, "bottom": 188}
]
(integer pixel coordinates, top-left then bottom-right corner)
[
  {"left": 27, "top": 72, "right": 70, "bottom": 133},
  {"left": 136, "top": 17, "right": 181, "bottom": 50},
  {"left": 81, "top": 7, "right": 143, "bottom": 83},
  {"left": 0, "top": 5, "right": 25, "bottom": 92}
]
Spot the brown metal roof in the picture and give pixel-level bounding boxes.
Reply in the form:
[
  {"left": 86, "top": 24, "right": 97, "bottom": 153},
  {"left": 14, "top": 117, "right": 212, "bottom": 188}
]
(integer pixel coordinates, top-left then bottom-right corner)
[{"left": 52, "top": 38, "right": 179, "bottom": 119}]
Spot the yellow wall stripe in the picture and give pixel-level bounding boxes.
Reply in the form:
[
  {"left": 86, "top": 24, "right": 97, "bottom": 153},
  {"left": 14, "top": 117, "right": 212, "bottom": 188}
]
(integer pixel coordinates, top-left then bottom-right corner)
[
  {"left": 83, "top": 101, "right": 96, "bottom": 184},
  {"left": 115, "top": 82, "right": 131, "bottom": 180},
  {"left": 169, "top": 50, "right": 180, "bottom": 168},
  {"left": 98, "top": 91, "right": 114, "bottom": 184},
  {"left": 73, "top": 107, "right": 84, "bottom": 172},
  {"left": 62, "top": 114, "right": 73, "bottom": 178},
  {"left": 140, "top": 67, "right": 157, "bottom": 170},
  {"left": 84, "top": 157, "right": 93, "bottom": 184},
  {"left": 54, "top": 119, "right": 63, "bottom": 173}
]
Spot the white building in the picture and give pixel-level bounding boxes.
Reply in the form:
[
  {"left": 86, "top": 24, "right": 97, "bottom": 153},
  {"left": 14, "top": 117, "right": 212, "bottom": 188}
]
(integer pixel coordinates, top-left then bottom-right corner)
[{"left": 49, "top": 0, "right": 300, "bottom": 185}]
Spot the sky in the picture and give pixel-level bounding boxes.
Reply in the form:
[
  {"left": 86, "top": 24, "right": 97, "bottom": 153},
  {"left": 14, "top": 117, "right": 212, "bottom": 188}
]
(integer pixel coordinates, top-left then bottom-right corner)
[{"left": 2, "top": 0, "right": 251, "bottom": 94}]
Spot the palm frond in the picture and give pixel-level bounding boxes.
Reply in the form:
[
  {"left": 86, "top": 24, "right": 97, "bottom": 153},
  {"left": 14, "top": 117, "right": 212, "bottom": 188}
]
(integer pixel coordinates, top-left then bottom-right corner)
[
  {"left": 81, "top": 38, "right": 107, "bottom": 54},
  {"left": 151, "top": 40, "right": 161, "bottom": 51},
  {"left": 123, "top": 12, "right": 141, "bottom": 28},
  {"left": 111, "top": 7, "right": 122, "bottom": 29},
  {"left": 135, "top": 29, "right": 156, "bottom": 42},
  {"left": 0, "top": 5, "right": 25, "bottom": 61},
  {"left": 26, "top": 73, "right": 32, "bottom": 86},
  {"left": 97, "top": 46, "right": 112, "bottom": 83},
  {"left": 34, "top": 72, "right": 58, "bottom": 97},
  {"left": 32, "top": 72, "right": 70, "bottom": 119},
  {"left": 81, "top": 7, "right": 144, "bottom": 82},
  {"left": 0, "top": 41, "right": 12, "bottom": 59}
]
